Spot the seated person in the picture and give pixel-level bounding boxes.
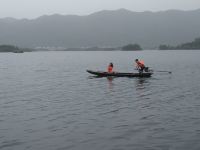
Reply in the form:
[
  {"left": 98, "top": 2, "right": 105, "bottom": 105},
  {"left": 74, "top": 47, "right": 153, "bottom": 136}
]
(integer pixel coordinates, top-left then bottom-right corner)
[{"left": 107, "top": 62, "right": 114, "bottom": 73}]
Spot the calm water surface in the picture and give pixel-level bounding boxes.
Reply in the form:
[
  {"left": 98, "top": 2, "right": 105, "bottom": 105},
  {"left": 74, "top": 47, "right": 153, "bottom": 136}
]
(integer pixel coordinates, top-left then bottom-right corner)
[{"left": 0, "top": 51, "right": 200, "bottom": 150}]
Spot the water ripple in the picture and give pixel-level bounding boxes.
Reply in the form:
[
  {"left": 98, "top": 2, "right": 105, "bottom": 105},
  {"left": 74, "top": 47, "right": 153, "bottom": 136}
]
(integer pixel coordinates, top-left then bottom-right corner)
[{"left": 0, "top": 51, "right": 200, "bottom": 150}]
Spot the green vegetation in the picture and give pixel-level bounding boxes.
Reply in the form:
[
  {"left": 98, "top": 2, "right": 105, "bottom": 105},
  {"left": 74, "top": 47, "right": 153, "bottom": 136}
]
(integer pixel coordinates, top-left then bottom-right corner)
[
  {"left": 159, "top": 45, "right": 174, "bottom": 50},
  {"left": 0, "top": 45, "right": 19, "bottom": 52},
  {"left": 121, "top": 44, "right": 142, "bottom": 51},
  {"left": 159, "top": 38, "right": 200, "bottom": 50},
  {"left": 0, "top": 44, "right": 33, "bottom": 52}
]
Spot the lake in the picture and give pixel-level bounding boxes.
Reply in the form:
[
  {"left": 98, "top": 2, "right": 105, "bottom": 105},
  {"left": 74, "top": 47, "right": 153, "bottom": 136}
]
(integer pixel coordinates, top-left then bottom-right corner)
[{"left": 0, "top": 50, "right": 200, "bottom": 150}]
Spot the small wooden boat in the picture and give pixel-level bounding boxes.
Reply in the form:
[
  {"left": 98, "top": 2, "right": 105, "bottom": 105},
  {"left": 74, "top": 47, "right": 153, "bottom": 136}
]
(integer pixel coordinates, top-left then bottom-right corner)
[{"left": 87, "top": 70, "right": 153, "bottom": 77}]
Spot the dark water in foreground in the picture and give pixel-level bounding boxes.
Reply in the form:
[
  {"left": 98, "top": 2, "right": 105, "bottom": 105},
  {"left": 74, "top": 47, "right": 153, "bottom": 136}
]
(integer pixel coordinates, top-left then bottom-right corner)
[{"left": 0, "top": 51, "right": 200, "bottom": 150}]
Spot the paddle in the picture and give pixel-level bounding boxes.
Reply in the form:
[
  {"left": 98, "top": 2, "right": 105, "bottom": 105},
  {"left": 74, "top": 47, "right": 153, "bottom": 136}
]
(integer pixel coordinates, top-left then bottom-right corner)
[
  {"left": 134, "top": 68, "right": 172, "bottom": 74},
  {"left": 151, "top": 70, "right": 172, "bottom": 74}
]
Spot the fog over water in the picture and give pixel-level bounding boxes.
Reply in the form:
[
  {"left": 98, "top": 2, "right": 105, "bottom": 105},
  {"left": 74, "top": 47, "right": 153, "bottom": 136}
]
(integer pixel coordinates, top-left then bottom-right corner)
[{"left": 0, "top": 0, "right": 200, "bottom": 18}]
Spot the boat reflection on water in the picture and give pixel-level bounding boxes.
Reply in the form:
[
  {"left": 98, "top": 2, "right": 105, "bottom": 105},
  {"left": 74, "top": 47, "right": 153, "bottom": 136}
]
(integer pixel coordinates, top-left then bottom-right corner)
[
  {"left": 107, "top": 76, "right": 114, "bottom": 81},
  {"left": 135, "top": 78, "right": 147, "bottom": 89},
  {"left": 106, "top": 76, "right": 114, "bottom": 89},
  {"left": 87, "top": 75, "right": 152, "bottom": 95},
  {"left": 87, "top": 75, "right": 115, "bottom": 90},
  {"left": 135, "top": 78, "right": 152, "bottom": 99}
]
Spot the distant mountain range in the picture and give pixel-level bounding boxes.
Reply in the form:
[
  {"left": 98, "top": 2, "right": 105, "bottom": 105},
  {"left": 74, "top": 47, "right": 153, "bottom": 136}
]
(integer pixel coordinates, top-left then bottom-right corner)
[{"left": 0, "top": 9, "right": 200, "bottom": 49}]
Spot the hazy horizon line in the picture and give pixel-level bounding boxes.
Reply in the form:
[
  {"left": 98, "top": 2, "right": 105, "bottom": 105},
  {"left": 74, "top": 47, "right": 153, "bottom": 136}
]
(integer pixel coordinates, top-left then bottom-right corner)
[{"left": 0, "top": 8, "right": 200, "bottom": 20}]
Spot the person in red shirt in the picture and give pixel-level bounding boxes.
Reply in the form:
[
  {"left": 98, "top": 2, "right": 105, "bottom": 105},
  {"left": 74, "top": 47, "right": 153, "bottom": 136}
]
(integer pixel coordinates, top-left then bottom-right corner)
[
  {"left": 107, "top": 63, "right": 114, "bottom": 73},
  {"left": 135, "top": 59, "right": 148, "bottom": 73}
]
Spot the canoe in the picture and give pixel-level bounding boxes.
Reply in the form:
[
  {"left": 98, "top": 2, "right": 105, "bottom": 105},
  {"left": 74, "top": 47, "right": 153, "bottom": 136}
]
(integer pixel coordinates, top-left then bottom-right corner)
[{"left": 87, "top": 70, "right": 153, "bottom": 77}]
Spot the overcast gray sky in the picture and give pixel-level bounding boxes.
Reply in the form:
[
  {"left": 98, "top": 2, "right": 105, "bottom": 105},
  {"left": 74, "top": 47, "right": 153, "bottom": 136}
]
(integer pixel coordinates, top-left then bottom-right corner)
[{"left": 0, "top": 0, "right": 200, "bottom": 19}]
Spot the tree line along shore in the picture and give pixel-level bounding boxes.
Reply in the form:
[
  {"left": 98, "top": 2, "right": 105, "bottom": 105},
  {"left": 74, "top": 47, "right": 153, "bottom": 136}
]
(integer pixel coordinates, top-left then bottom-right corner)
[
  {"left": 0, "top": 44, "right": 142, "bottom": 52},
  {"left": 159, "top": 37, "right": 200, "bottom": 50},
  {"left": 1, "top": 37, "right": 200, "bottom": 52}
]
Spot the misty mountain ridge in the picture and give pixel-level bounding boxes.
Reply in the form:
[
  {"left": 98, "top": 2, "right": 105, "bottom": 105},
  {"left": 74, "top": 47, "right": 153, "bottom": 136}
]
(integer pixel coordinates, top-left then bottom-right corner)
[{"left": 0, "top": 8, "right": 200, "bottom": 49}]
